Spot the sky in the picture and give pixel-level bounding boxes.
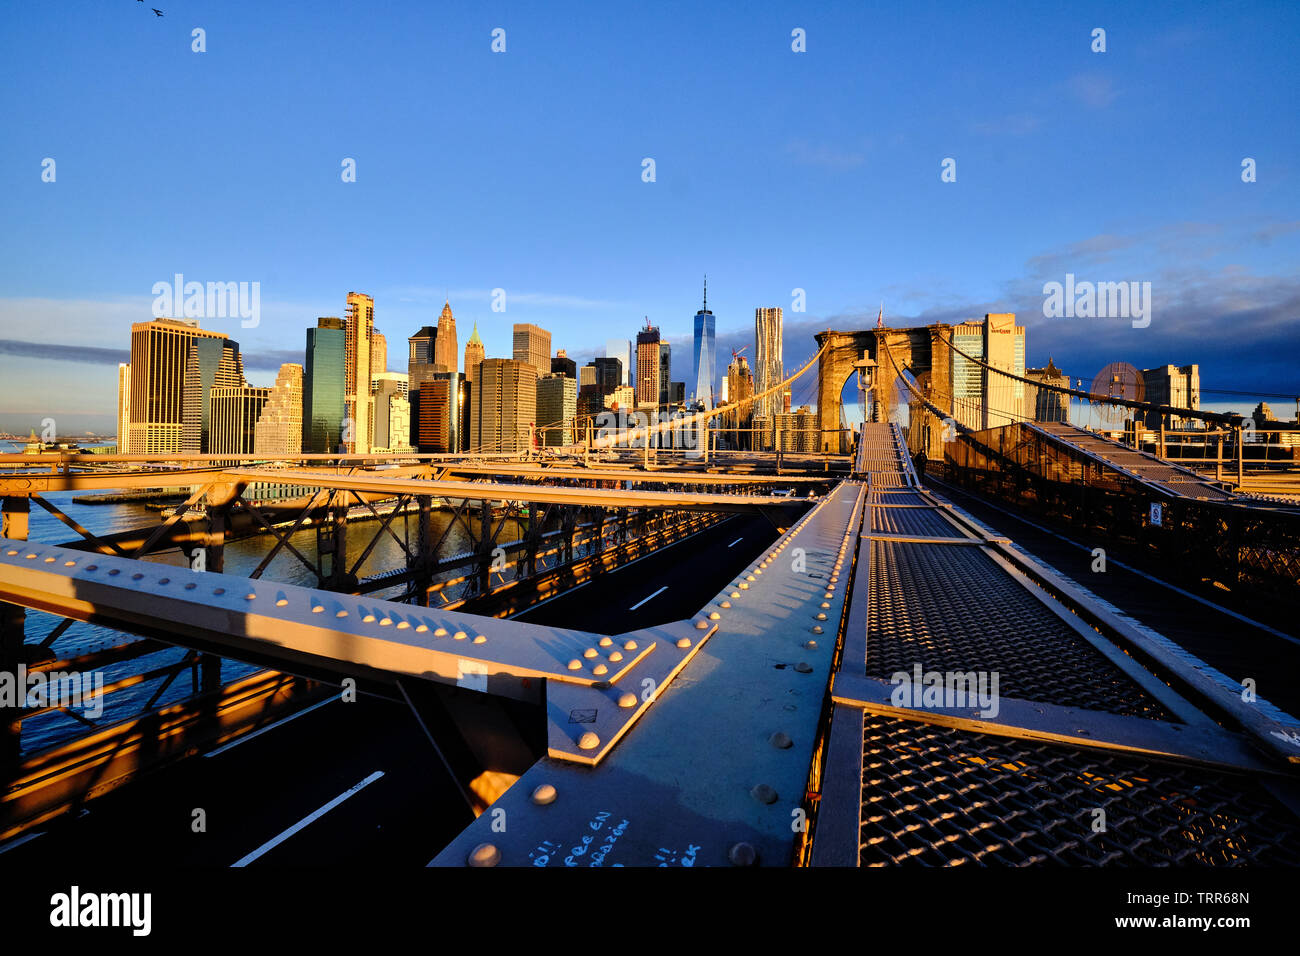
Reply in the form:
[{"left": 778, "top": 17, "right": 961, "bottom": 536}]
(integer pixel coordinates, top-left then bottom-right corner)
[{"left": 1, "top": 0, "right": 1298, "bottom": 433}]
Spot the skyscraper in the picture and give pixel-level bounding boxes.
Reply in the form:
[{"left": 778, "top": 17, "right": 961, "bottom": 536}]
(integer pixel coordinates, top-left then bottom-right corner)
[
  {"left": 537, "top": 373, "right": 578, "bottom": 446},
  {"left": 344, "top": 292, "right": 375, "bottom": 453},
  {"left": 408, "top": 325, "right": 439, "bottom": 387},
  {"left": 469, "top": 359, "right": 538, "bottom": 453},
  {"left": 303, "top": 317, "right": 346, "bottom": 453},
  {"left": 592, "top": 356, "right": 622, "bottom": 390},
  {"left": 371, "top": 373, "right": 412, "bottom": 452},
  {"left": 551, "top": 350, "right": 577, "bottom": 379},
  {"left": 371, "top": 330, "right": 388, "bottom": 377},
  {"left": 210, "top": 385, "right": 271, "bottom": 456},
  {"left": 636, "top": 320, "right": 660, "bottom": 406},
  {"left": 949, "top": 314, "right": 1026, "bottom": 430},
  {"left": 754, "top": 307, "right": 784, "bottom": 425},
  {"left": 463, "top": 322, "right": 485, "bottom": 384},
  {"left": 434, "top": 302, "right": 458, "bottom": 375},
  {"left": 181, "top": 337, "right": 245, "bottom": 453},
  {"left": 659, "top": 342, "right": 672, "bottom": 407},
  {"left": 116, "top": 363, "right": 131, "bottom": 453},
  {"left": 605, "top": 338, "right": 633, "bottom": 388},
  {"left": 1026, "top": 358, "right": 1070, "bottom": 424},
  {"left": 692, "top": 278, "right": 716, "bottom": 408},
  {"left": 1141, "top": 364, "right": 1200, "bottom": 429},
  {"left": 254, "top": 363, "right": 303, "bottom": 456},
  {"left": 512, "top": 323, "right": 552, "bottom": 377},
  {"left": 416, "top": 372, "right": 462, "bottom": 453},
  {"left": 127, "top": 317, "right": 226, "bottom": 454},
  {"left": 726, "top": 353, "right": 755, "bottom": 450}
]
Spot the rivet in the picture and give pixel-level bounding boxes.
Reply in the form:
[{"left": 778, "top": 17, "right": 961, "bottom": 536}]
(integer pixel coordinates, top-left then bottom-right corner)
[
  {"left": 184, "top": 582, "right": 195, "bottom": 590},
  {"left": 24, "top": 553, "right": 36, "bottom": 560},
  {"left": 108, "top": 568, "right": 120, "bottom": 576},
  {"left": 583, "top": 648, "right": 598, "bottom": 659},
  {"left": 396, "top": 620, "right": 410, "bottom": 629},
  {"left": 806, "top": 639, "right": 819, "bottom": 648},
  {"left": 770, "top": 732, "right": 793, "bottom": 750},
  {"left": 467, "top": 843, "right": 500, "bottom": 867},
  {"left": 434, "top": 627, "right": 447, "bottom": 637},
  {"left": 709, "top": 611, "right": 721, "bottom": 620},
  {"left": 824, "top": 592, "right": 833, "bottom": 599},
  {"left": 598, "top": 637, "right": 613, "bottom": 647},
  {"left": 275, "top": 598, "right": 288, "bottom": 606},
  {"left": 567, "top": 659, "right": 582, "bottom": 670},
  {"left": 473, "top": 635, "right": 486, "bottom": 644},
  {"left": 624, "top": 640, "right": 637, "bottom": 650},
  {"left": 739, "top": 583, "right": 749, "bottom": 590},
  {"left": 592, "top": 664, "right": 609, "bottom": 676},
  {"left": 751, "top": 784, "right": 779, "bottom": 805},
  {"left": 312, "top": 605, "right": 324, "bottom": 613},
  {"left": 693, "top": 621, "right": 707, "bottom": 631},
  {"left": 132, "top": 572, "right": 144, "bottom": 580},
  {"left": 157, "top": 576, "right": 168, "bottom": 584},
  {"left": 4, "top": 550, "right": 16, "bottom": 556},
  {"left": 746, "top": 574, "right": 756, "bottom": 582},
  {"left": 618, "top": 692, "right": 637, "bottom": 708},
  {"left": 531, "top": 784, "right": 557, "bottom": 806},
  {"left": 795, "top": 662, "right": 813, "bottom": 673},
  {"left": 730, "top": 591, "right": 741, "bottom": 598},
  {"left": 453, "top": 630, "right": 467, "bottom": 640},
  {"left": 815, "top": 613, "right": 827, "bottom": 621},
  {"left": 44, "top": 556, "right": 56, "bottom": 563},
  {"left": 379, "top": 618, "right": 392, "bottom": 626},
  {"left": 608, "top": 651, "right": 623, "bottom": 662},
  {"left": 415, "top": 624, "right": 429, "bottom": 633},
  {"left": 720, "top": 601, "right": 731, "bottom": 608},
  {"left": 578, "top": 731, "right": 600, "bottom": 751},
  {"left": 213, "top": 587, "right": 225, "bottom": 595},
  {"left": 363, "top": 614, "right": 376, "bottom": 623}
]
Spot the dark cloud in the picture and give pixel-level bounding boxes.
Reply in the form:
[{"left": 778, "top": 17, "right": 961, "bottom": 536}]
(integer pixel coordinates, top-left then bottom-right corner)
[{"left": 0, "top": 339, "right": 303, "bottom": 374}]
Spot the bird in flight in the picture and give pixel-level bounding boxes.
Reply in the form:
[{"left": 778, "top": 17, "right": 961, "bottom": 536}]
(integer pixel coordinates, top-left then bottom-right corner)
[{"left": 152, "top": 7, "right": 164, "bottom": 15}]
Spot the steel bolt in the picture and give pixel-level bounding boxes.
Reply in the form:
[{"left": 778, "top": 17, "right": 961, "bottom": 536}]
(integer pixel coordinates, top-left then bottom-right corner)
[
  {"left": 618, "top": 692, "right": 637, "bottom": 708},
  {"left": 729, "top": 842, "right": 758, "bottom": 867},
  {"left": 531, "top": 784, "right": 557, "bottom": 806},
  {"left": 467, "top": 843, "right": 501, "bottom": 867},
  {"left": 578, "top": 731, "right": 600, "bottom": 751},
  {"left": 751, "top": 783, "right": 779, "bottom": 804}
]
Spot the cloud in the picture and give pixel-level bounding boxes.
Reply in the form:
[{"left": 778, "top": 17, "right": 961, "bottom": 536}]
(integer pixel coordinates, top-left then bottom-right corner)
[
  {"left": 0, "top": 339, "right": 129, "bottom": 366},
  {"left": 969, "top": 113, "right": 1041, "bottom": 137},
  {"left": 1067, "top": 72, "right": 1118, "bottom": 109},
  {"left": 785, "top": 139, "right": 868, "bottom": 170}
]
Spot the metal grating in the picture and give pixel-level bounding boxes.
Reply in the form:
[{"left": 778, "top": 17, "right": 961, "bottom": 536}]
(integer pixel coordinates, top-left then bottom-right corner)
[
  {"left": 872, "top": 506, "right": 965, "bottom": 538},
  {"left": 867, "top": 540, "right": 1168, "bottom": 718},
  {"left": 858, "top": 713, "right": 1300, "bottom": 866}
]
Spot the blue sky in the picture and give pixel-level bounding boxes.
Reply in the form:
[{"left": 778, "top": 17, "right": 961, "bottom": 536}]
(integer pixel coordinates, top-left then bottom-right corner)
[{"left": 1, "top": 0, "right": 1298, "bottom": 432}]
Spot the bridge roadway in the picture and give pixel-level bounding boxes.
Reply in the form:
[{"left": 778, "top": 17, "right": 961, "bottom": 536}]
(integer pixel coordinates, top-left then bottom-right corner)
[{"left": 3, "top": 426, "right": 1300, "bottom": 865}]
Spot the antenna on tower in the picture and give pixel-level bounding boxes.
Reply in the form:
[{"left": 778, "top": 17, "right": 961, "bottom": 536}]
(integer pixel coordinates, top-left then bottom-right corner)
[{"left": 703, "top": 274, "right": 708, "bottom": 313}]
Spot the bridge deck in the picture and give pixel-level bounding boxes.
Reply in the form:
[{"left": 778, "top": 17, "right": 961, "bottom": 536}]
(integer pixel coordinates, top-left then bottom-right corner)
[{"left": 812, "top": 423, "right": 1300, "bottom": 866}]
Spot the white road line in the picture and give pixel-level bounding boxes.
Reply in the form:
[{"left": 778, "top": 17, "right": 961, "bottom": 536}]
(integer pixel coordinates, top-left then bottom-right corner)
[
  {"left": 205, "top": 696, "right": 338, "bottom": 758},
  {"left": 231, "top": 770, "right": 385, "bottom": 867},
  {"left": 727, "top": 537, "right": 744, "bottom": 548},
  {"left": 0, "top": 830, "right": 46, "bottom": 856},
  {"left": 630, "top": 586, "right": 668, "bottom": 611},
  {"left": 931, "top": 478, "right": 1300, "bottom": 646}
]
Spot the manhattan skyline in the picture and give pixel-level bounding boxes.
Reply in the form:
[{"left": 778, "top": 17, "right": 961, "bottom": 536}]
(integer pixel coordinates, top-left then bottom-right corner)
[{"left": 2, "top": 0, "right": 1298, "bottom": 431}]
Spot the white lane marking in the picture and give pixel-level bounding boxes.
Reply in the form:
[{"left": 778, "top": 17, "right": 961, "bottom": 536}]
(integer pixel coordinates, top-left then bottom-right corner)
[
  {"left": 0, "top": 830, "right": 46, "bottom": 856},
  {"left": 629, "top": 586, "right": 668, "bottom": 611},
  {"left": 727, "top": 537, "right": 744, "bottom": 548},
  {"left": 231, "top": 770, "right": 385, "bottom": 867},
  {"left": 930, "top": 478, "right": 1299, "bottom": 647},
  {"left": 205, "top": 696, "right": 339, "bottom": 758}
]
